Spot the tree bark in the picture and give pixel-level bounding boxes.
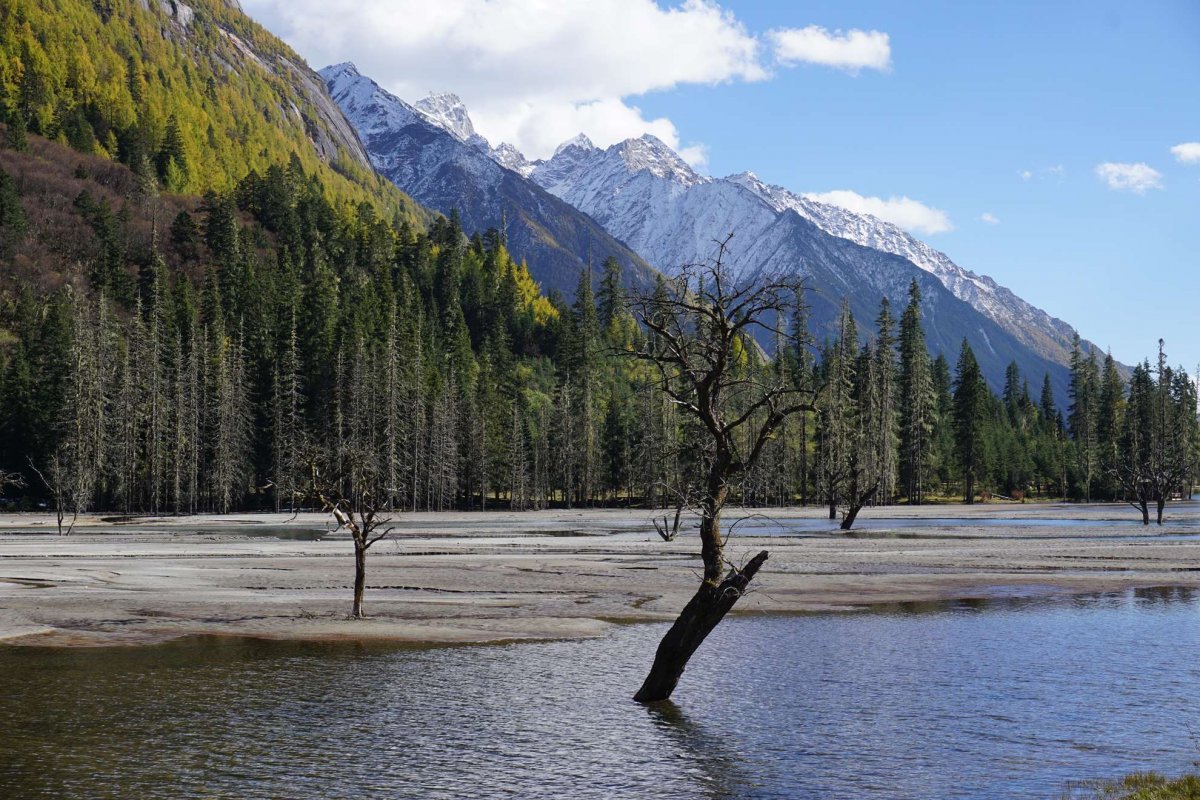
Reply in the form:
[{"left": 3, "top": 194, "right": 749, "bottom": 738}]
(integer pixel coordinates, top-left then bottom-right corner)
[
  {"left": 840, "top": 487, "right": 878, "bottom": 531},
  {"left": 1139, "top": 500, "right": 1150, "bottom": 526},
  {"left": 1156, "top": 498, "right": 1165, "bottom": 526},
  {"left": 633, "top": 549, "right": 768, "bottom": 704},
  {"left": 352, "top": 540, "right": 366, "bottom": 618}
]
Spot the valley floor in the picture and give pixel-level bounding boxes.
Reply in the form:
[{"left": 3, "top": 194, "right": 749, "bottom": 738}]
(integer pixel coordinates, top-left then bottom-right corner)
[{"left": 1, "top": 502, "right": 1198, "bottom": 647}]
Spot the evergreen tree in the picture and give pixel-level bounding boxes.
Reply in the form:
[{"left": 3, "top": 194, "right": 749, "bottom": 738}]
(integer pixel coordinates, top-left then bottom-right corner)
[
  {"left": 952, "top": 340, "right": 986, "bottom": 504},
  {"left": 898, "top": 280, "right": 934, "bottom": 504},
  {"left": 0, "top": 167, "right": 27, "bottom": 260},
  {"left": 1067, "top": 335, "right": 1100, "bottom": 500}
]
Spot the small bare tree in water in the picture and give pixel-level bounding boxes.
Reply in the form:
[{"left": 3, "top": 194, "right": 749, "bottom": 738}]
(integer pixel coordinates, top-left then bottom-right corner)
[{"left": 630, "top": 234, "right": 816, "bottom": 703}]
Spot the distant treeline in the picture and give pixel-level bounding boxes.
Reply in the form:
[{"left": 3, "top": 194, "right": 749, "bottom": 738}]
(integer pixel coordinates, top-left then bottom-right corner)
[{"left": 0, "top": 147, "right": 1196, "bottom": 517}]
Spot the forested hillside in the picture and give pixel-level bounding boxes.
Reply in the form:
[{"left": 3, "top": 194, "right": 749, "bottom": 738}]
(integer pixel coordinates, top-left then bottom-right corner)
[
  {"left": 3, "top": 133, "right": 1194, "bottom": 518},
  {"left": 0, "top": 0, "right": 423, "bottom": 222}
]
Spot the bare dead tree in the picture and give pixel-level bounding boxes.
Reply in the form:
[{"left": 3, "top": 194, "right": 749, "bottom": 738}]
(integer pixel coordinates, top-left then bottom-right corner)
[
  {"left": 628, "top": 234, "right": 817, "bottom": 703},
  {"left": 281, "top": 450, "right": 396, "bottom": 619},
  {"left": 650, "top": 479, "right": 698, "bottom": 542},
  {"left": 28, "top": 456, "right": 79, "bottom": 536}
]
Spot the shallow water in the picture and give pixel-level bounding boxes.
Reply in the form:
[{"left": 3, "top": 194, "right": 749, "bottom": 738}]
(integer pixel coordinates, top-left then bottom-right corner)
[
  {"left": 2, "top": 589, "right": 1198, "bottom": 799},
  {"left": 706, "top": 515, "right": 1200, "bottom": 542}
]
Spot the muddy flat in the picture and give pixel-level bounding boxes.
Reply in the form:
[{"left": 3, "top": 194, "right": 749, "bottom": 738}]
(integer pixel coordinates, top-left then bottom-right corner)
[{"left": 2, "top": 502, "right": 1198, "bottom": 647}]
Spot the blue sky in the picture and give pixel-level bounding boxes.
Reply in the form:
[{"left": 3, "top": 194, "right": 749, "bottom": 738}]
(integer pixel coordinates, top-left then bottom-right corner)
[
  {"left": 651, "top": 0, "right": 1200, "bottom": 371},
  {"left": 247, "top": 0, "right": 1200, "bottom": 371}
]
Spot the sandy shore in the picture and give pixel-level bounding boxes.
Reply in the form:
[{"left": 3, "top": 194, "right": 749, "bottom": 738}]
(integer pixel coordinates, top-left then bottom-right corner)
[{"left": 2, "top": 502, "right": 1199, "bottom": 647}]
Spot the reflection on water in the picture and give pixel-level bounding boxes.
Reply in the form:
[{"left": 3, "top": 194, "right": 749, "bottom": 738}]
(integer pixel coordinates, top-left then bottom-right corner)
[{"left": 2, "top": 590, "right": 1199, "bottom": 799}]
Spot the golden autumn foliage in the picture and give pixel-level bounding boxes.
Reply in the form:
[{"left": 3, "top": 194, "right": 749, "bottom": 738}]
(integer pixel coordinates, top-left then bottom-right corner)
[{"left": 0, "top": 0, "right": 424, "bottom": 225}]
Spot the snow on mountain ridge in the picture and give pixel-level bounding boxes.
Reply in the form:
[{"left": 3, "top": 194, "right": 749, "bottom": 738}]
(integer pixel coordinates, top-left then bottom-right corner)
[
  {"left": 325, "top": 73, "right": 1088, "bottom": 371},
  {"left": 554, "top": 133, "right": 597, "bottom": 157},
  {"left": 322, "top": 62, "right": 660, "bottom": 302},
  {"left": 726, "top": 171, "right": 1080, "bottom": 363},
  {"left": 414, "top": 92, "right": 483, "bottom": 146},
  {"left": 616, "top": 134, "right": 708, "bottom": 187}
]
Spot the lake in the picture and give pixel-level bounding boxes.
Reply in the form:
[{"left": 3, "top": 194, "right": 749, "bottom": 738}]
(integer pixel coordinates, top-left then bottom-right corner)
[{"left": 2, "top": 588, "right": 1197, "bottom": 799}]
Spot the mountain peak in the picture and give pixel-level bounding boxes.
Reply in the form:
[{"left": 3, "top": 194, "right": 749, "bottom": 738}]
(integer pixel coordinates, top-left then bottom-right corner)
[
  {"left": 492, "top": 142, "right": 534, "bottom": 177},
  {"left": 728, "top": 170, "right": 760, "bottom": 185},
  {"left": 414, "top": 92, "right": 481, "bottom": 144},
  {"left": 613, "top": 134, "right": 704, "bottom": 186},
  {"left": 553, "top": 133, "right": 597, "bottom": 156},
  {"left": 320, "top": 62, "right": 360, "bottom": 80}
]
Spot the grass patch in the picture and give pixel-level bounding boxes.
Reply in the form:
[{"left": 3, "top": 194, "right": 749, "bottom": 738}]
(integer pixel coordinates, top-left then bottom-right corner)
[{"left": 1068, "top": 773, "right": 1200, "bottom": 799}]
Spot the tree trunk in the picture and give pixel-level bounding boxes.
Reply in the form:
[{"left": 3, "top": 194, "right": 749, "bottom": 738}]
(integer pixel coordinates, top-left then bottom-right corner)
[
  {"left": 840, "top": 487, "right": 878, "bottom": 531},
  {"left": 1140, "top": 500, "right": 1150, "bottom": 525},
  {"left": 1156, "top": 498, "right": 1165, "bottom": 525},
  {"left": 633, "top": 550, "right": 768, "bottom": 704},
  {"left": 352, "top": 540, "right": 367, "bottom": 618}
]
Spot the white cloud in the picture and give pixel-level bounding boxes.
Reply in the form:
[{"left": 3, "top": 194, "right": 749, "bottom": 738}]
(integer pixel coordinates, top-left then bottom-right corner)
[
  {"left": 677, "top": 143, "right": 710, "bottom": 170},
  {"left": 1094, "top": 162, "right": 1163, "bottom": 194},
  {"left": 242, "top": 0, "right": 892, "bottom": 161},
  {"left": 768, "top": 25, "right": 891, "bottom": 72},
  {"left": 803, "top": 190, "right": 953, "bottom": 235},
  {"left": 1019, "top": 165, "right": 1065, "bottom": 182},
  {"left": 980, "top": 212, "right": 1000, "bottom": 225},
  {"left": 1171, "top": 142, "right": 1200, "bottom": 164}
]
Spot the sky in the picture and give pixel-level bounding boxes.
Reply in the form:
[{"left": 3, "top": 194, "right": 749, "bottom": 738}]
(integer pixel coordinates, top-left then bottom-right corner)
[{"left": 241, "top": 0, "right": 1200, "bottom": 372}]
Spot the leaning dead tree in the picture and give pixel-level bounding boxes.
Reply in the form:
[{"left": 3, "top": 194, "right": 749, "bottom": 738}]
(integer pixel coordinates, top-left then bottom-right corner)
[{"left": 629, "top": 234, "right": 817, "bottom": 703}]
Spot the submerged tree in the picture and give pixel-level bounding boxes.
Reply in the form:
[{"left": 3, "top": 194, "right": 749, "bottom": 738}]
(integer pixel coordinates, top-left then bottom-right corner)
[{"left": 629, "top": 235, "right": 816, "bottom": 703}]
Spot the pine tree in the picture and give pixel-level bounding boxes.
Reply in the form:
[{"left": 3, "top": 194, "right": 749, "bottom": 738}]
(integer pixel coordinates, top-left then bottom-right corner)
[
  {"left": 952, "top": 340, "right": 986, "bottom": 504},
  {"left": 898, "top": 280, "right": 934, "bottom": 504},
  {"left": 1067, "top": 335, "right": 1100, "bottom": 501},
  {"left": 1095, "top": 351, "right": 1125, "bottom": 499},
  {"left": 815, "top": 300, "right": 857, "bottom": 519},
  {"left": 870, "top": 298, "right": 899, "bottom": 504},
  {"left": 0, "top": 167, "right": 28, "bottom": 260}
]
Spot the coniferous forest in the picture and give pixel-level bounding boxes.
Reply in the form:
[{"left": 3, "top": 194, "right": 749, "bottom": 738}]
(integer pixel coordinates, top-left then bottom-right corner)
[
  {"left": 0, "top": 0, "right": 1195, "bottom": 522},
  {"left": 1, "top": 131, "right": 1196, "bottom": 522}
]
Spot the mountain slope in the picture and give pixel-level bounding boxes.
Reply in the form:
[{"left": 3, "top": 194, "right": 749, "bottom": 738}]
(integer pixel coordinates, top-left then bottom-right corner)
[
  {"left": 526, "top": 134, "right": 1075, "bottom": 395},
  {"left": 0, "top": 0, "right": 423, "bottom": 222},
  {"left": 322, "top": 64, "right": 656, "bottom": 297},
  {"left": 401, "top": 92, "right": 1097, "bottom": 377},
  {"left": 726, "top": 172, "right": 1091, "bottom": 368}
]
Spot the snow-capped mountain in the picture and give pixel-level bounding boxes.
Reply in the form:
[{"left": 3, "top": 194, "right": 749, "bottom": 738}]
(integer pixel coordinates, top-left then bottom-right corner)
[
  {"left": 410, "top": 91, "right": 536, "bottom": 177},
  {"left": 725, "top": 172, "right": 1083, "bottom": 367},
  {"left": 513, "top": 132, "right": 1075, "bottom": 393},
  {"left": 406, "top": 93, "right": 1090, "bottom": 374},
  {"left": 525, "top": 136, "right": 1093, "bottom": 370},
  {"left": 413, "top": 92, "right": 484, "bottom": 146},
  {"left": 321, "top": 63, "right": 656, "bottom": 297},
  {"left": 327, "top": 68, "right": 1098, "bottom": 394}
]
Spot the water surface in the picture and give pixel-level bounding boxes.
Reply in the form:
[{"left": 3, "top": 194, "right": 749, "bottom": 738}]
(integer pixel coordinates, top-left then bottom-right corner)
[{"left": 2, "top": 589, "right": 1198, "bottom": 799}]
